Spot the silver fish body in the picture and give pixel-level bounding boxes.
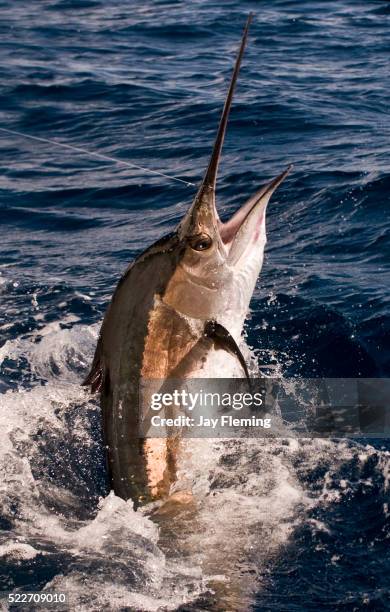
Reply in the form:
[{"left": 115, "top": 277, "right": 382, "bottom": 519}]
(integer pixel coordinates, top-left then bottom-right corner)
[{"left": 84, "top": 14, "right": 291, "bottom": 507}]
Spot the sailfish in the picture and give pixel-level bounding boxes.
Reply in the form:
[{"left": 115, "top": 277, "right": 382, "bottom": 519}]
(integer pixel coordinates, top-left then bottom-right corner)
[{"left": 83, "top": 14, "right": 291, "bottom": 508}]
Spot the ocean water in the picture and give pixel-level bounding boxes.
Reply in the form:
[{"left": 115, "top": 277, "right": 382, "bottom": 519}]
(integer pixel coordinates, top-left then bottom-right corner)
[{"left": 0, "top": 0, "right": 389, "bottom": 610}]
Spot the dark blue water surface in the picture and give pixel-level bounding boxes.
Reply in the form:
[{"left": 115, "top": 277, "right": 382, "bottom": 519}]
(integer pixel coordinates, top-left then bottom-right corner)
[{"left": 0, "top": 1, "right": 389, "bottom": 611}]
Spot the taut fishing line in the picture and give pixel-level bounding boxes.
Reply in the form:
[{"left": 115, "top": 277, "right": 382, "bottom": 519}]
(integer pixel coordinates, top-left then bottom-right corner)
[{"left": 0, "top": 126, "right": 195, "bottom": 187}]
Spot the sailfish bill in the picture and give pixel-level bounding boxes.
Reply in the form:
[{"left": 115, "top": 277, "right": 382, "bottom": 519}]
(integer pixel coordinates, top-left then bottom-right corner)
[{"left": 84, "top": 14, "right": 292, "bottom": 508}]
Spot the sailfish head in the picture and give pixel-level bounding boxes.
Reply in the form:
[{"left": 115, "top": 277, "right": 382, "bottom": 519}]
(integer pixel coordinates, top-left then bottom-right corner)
[{"left": 164, "top": 14, "right": 292, "bottom": 333}]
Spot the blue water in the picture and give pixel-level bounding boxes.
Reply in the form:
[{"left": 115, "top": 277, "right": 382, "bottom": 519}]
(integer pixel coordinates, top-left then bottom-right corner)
[{"left": 0, "top": 1, "right": 389, "bottom": 610}]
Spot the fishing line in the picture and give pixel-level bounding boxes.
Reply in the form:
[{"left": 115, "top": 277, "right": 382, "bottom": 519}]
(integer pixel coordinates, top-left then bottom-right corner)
[{"left": 0, "top": 126, "right": 195, "bottom": 187}]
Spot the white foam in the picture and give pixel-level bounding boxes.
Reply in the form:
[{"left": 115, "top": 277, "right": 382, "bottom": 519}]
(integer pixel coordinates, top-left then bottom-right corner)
[
  {"left": 1, "top": 318, "right": 389, "bottom": 610},
  {"left": 0, "top": 543, "right": 40, "bottom": 561}
]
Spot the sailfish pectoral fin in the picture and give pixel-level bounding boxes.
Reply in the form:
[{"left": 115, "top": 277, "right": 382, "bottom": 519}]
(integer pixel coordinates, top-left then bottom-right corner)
[
  {"left": 204, "top": 320, "right": 251, "bottom": 384},
  {"left": 82, "top": 340, "right": 103, "bottom": 393}
]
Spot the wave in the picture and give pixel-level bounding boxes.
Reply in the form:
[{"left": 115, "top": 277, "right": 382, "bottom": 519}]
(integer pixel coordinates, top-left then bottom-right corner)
[{"left": 0, "top": 314, "right": 388, "bottom": 609}]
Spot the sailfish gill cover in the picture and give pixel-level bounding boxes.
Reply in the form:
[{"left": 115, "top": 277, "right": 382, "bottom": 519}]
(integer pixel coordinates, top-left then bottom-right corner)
[{"left": 0, "top": 1, "right": 389, "bottom": 611}]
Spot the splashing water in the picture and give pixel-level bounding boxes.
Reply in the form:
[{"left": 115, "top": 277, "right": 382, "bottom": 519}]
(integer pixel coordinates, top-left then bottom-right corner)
[{"left": 0, "top": 0, "right": 389, "bottom": 609}]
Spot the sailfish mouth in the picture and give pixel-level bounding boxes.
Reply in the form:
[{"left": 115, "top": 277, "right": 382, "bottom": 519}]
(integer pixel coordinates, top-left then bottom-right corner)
[{"left": 218, "top": 164, "right": 292, "bottom": 253}]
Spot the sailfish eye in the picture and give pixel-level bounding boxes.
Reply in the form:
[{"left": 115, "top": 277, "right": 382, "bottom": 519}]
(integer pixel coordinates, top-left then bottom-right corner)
[{"left": 189, "top": 233, "right": 213, "bottom": 252}]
